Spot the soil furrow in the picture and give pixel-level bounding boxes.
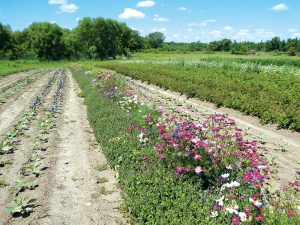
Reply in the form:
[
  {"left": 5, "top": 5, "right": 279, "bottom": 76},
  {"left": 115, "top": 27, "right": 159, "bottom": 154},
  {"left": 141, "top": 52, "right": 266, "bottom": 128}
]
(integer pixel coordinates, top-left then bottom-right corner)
[
  {"left": 33, "top": 70, "right": 126, "bottom": 225},
  {"left": 0, "top": 73, "right": 51, "bottom": 136},
  {"left": 0, "top": 71, "right": 37, "bottom": 90}
]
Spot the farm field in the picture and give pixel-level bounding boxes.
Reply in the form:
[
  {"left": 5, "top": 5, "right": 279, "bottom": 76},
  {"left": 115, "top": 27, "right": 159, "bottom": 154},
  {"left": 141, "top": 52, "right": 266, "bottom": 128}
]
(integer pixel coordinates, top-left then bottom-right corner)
[
  {"left": 0, "top": 52, "right": 299, "bottom": 224},
  {"left": 96, "top": 53, "right": 300, "bottom": 131}
]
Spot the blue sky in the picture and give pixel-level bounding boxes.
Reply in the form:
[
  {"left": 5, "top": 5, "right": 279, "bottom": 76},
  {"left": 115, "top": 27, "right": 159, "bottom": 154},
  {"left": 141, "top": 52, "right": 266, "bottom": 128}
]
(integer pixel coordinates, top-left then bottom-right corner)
[{"left": 0, "top": 0, "right": 299, "bottom": 42}]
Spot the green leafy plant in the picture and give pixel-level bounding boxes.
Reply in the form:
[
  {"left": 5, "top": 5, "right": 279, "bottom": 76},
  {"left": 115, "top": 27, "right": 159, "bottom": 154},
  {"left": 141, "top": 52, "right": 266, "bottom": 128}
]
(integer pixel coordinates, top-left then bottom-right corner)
[
  {"left": 0, "top": 156, "right": 12, "bottom": 167},
  {"left": 21, "top": 160, "right": 42, "bottom": 177},
  {"left": 0, "top": 179, "right": 9, "bottom": 187},
  {"left": 95, "top": 163, "right": 108, "bottom": 172},
  {"left": 5, "top": 196, "right": 37, "bottom": 216},
  {"left": 15, "top": 179, "right": 39, "bottom": 191}
]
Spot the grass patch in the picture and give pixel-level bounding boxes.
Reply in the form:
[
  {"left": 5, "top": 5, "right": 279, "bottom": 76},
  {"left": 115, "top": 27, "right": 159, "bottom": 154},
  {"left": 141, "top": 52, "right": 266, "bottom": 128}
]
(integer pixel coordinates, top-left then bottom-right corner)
[
  {"left": 97, "top": 177, "right": 108, "bottom": 184},
  {"left": 95, "top": 163, "right": 108, "bottom": 172},
  {"left": 99, "top": 186, "right": 113, "bottom": 195}
]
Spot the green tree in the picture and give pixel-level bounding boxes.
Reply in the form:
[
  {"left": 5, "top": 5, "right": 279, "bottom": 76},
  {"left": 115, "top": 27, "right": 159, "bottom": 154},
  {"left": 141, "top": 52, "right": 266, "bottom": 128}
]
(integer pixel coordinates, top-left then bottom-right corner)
[
  {"left": 0, "top": 23, "right": 13, "bottom": 59},
  {"left": 26, "top": 22, "right": 66, "bottom": 60},
  {"left": 146, "top": 32, "right": 165, "bottom": 48}
]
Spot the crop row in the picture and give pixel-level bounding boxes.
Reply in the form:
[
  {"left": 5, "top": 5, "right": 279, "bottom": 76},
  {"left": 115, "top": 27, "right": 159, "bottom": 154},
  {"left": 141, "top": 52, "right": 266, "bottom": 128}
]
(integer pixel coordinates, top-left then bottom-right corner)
[
  {"left": 0, "top": 70, "right": 66, "bottom": 218},
  {"left": 94, "top": 61, "right": 300, "bottom": 131},
  {"left": 71, "top": 67, "right": 299, "bottom": 224},
  {"left": 0, "top": 70, "right": 47, "bottom": 105}
]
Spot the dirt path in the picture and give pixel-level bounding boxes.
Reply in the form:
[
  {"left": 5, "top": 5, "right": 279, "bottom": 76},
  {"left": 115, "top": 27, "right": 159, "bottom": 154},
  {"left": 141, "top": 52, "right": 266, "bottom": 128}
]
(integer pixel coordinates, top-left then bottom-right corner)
[
  {"left": 0, "top": 71, "right": 36, "bottom": 89},
  {"left": 127, "top": 77, "right": 300, "bottom": 187},
  {"left": 0, "top": 74, "right": 50, "bottom": 135}
]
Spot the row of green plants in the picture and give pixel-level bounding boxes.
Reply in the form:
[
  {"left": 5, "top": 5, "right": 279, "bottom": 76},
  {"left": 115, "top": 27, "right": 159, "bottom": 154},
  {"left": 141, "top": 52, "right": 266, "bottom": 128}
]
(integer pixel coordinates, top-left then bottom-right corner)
[
  {"left": 71, "top": 66, "right": 299, "bottom": 224},
  {"left": 0, "top": 69, "right": 47, "bottom": 104},
  {"left": 1, "top": 70, "right": 66, "bottom": 218},
  {"left": 94, "top": 61, "right": 300, "bottom": 131}
]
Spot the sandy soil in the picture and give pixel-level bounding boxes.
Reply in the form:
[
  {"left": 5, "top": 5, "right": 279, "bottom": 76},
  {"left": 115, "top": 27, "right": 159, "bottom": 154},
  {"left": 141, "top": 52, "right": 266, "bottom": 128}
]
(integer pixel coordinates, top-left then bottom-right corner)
[
  {"left": 0, "top": 71, "right": 36, "bottom": 90},
  {"left": 127, "top": 77, "right": 300, "bottom": 188},
  {"left": 0, "top": 73, "right": 50, "bottom": 135},
  {"left": 0, "top": 70, "right": 126, "bottom": 225}
]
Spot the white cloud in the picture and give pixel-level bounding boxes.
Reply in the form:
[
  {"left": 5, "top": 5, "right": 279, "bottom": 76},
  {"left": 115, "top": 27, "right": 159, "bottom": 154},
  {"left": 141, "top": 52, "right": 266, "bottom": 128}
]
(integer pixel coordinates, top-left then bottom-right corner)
[
  {"left": 137, "top": 1, "right": 156, "bottom": 8},
  {"left": 173, "top": 34, "right": 179, "bottom": 38},
  {"left": 76, "top": 17, "right": 80, "bottom": 22},
  {"left": 49, "top": 0, "right": 67, "bottom": 4},
  {"left": 153, "top": 14, "right": 169, "bottom": 22},
  {"left": 270, "top": 3, "right": 288, "bottom": 12},
  {"left": 205, "top": 19, "right": 216, "bottom": 23},
  {"left": 288, "top": 28, "right": 297, "bottom": 33},
  {"left": 119, "top": 8, "right": 145, "bottom": 19},
  {"left": 210, "top": 30, "right": 223, "bottom": 38},
  {"left": 292, "top": 32, "right": 300, "bottom": 37},
  {"left": 199, "top": 22, "right": 207, "bottom": 27},
  {"left": 179, "top": 7, "right": 187, "bottom": 11},
  {"left": 151, "top": 27, "right": 167, "bottom": 33},
  {"left": 187, "top": 28, "right": 193, "bottom": 32},
  {"left": 59, "top": 3, "right": 78, "bottom": 13},
  {"left": 223, "top": 26, "right": 234, "bottom": 32},
  {"left": 188, "top": 23, "right": 196, "bottom": 27}
]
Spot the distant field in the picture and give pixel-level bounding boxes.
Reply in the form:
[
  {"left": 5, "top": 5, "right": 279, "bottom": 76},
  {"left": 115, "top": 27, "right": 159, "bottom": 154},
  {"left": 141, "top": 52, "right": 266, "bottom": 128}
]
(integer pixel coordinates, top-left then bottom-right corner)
[
  {"left": 0, "top": 60, "right": 70, "bottom": 78},
  {"left": 94, "top": 52, "right": 300, "bottom": 131}
]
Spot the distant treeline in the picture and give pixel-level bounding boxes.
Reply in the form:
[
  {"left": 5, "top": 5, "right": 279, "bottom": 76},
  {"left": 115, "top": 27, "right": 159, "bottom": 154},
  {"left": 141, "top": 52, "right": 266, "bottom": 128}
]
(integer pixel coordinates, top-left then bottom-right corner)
[
  {"left": 149, "top": 38, "right": 300, "bottom": 56},
  {"left": 1, "top": 17, "right": 299, "bottom": 60}
]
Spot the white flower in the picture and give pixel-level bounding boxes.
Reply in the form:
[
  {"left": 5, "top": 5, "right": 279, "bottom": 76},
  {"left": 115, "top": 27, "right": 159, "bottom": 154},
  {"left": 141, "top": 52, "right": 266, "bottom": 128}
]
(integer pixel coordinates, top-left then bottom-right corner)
[
  {"left": 216, "top": 196, "right": 224, "bottom": 206},
  {"left": 226, "top": 165, "right": 233, "bottom": 170},
  {"left": 249, "top": 198, "right": 262, "bottom": 207},
  {"left": 224, "top": 181, "right": 240, "bottom": 188},
  {"left": 257, "top": 165, "right": 267, "bottom": 170},
  {"left": 239, "top": 212, "right": 247, "bottom": 222},
  {"left": 221, "top": 173, "right": 230, "bottom": 179},
  {"left": 226, "top": 205, "right": 239, "bottom": 214},
  {"left": 210, "top": 211, "right": 218, "bottom": 218}
]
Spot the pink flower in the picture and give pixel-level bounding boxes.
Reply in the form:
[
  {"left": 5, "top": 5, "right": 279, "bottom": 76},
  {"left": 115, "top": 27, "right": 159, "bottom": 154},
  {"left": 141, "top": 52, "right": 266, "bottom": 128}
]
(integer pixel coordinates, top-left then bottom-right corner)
[
  {"left": 232, "top": 215, "right": 239, "bottom": 225},
  {"left": 255, "top": 214, "right": 264, "bottom": 222},
  {"left": 287, "top": 209, "right": 298, "bottom": 217},
  {"left": 141, "top": 155, "right": 148, "bottom": 161},
  {"left": 195, "top": 154, "right": 202, "bottom": 161},
  {"left": 215, "top": 204, "right": 221, "bottom": 212},
  {"left": 245, "top": 208, "right": 251, "bottom": 217},
  {"left": 185, "top": 167, "right": 191, "bottom": 173},
  {"left": 243, "top": 172, "right": 252, "bottom": 183},
  {"left": 195, "top": 166, "right": 202, "bottom": 174}
]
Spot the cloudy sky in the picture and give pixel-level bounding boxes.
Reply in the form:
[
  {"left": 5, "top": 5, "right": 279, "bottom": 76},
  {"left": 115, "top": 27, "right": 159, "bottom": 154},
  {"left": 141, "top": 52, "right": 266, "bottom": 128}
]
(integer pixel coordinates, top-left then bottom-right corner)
[{"left": 0, "top": 0, "right": 299, "bottom": 42}]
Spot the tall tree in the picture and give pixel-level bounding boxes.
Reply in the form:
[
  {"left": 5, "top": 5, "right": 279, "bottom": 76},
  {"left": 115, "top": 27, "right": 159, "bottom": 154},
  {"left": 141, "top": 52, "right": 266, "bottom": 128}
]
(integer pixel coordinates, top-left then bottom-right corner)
[
  {"left": 146, "top": 32, "right": 165, "bottom": 48},
  {"left": 26, "top": 22, "right": 66, "bottom": 60}
]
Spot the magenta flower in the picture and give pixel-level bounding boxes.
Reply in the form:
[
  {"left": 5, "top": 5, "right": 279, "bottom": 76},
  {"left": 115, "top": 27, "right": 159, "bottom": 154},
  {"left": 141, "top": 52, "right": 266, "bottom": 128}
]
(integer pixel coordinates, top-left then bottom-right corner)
[
  {"left": 232, "top": 215, "right": 239, "bottom": 225},
  {"left": 243, "top": 172, "right": 252, "bottom": 183}
]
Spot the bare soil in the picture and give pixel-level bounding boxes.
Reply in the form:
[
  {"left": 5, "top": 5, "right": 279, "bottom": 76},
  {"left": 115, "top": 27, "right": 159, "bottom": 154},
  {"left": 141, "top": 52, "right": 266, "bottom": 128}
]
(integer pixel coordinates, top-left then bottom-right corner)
[
  {"left": 0, "top": 71, "right": 36, "bottom": 90},
  {"left": 0, "top": 74, "right": 50, "bottom": 135}
]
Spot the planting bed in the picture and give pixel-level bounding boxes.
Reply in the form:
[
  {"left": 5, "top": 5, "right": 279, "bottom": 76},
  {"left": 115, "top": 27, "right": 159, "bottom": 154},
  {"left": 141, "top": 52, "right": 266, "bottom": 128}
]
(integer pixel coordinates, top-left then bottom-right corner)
[
  {"left": 71, "top": 64, "right": 299, "bottom": 224},
  {"left": 0, "top": 69, "right": 125, "bottom": 224}
]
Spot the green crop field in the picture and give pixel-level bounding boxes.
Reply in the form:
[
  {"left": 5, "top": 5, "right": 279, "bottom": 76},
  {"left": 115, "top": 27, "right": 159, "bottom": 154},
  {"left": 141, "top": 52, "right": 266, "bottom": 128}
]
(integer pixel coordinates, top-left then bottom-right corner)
[{"left": 85, "top": 52, "right": 300, "bottom": 131}]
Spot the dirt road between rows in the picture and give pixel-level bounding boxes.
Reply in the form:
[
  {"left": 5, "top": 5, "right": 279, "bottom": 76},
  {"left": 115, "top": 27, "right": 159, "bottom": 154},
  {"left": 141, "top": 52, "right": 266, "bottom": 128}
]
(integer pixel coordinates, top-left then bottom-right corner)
[{"left": 127, "top": 77, "right": 300, "bottom": 188}]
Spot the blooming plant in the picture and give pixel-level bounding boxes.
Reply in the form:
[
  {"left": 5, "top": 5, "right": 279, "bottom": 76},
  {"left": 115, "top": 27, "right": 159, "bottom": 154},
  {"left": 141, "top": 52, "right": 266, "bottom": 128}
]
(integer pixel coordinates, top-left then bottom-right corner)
[{"left": 78, "top": 66, "right": 300, "bottom": 224}]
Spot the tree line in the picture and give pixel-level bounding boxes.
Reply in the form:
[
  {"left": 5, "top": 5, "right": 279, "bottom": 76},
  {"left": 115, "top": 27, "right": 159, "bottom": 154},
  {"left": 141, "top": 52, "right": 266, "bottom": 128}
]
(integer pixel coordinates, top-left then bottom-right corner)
[
  {"left": 1, "top": 17, "right": 299, "bottom": 60},
  {"left": 0, "top": 17, "right": 165, "bottom": 60}
]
